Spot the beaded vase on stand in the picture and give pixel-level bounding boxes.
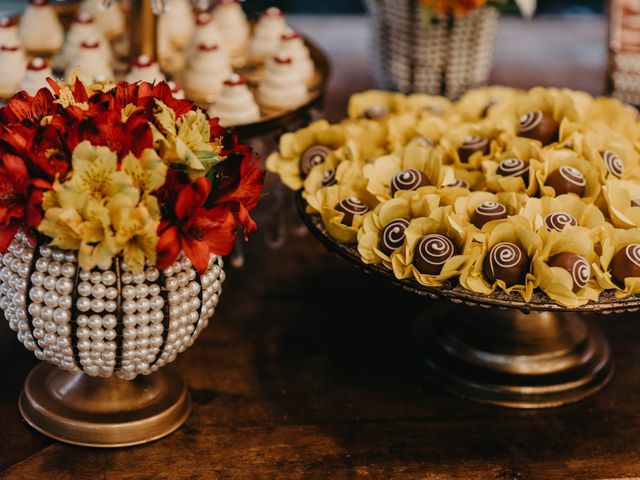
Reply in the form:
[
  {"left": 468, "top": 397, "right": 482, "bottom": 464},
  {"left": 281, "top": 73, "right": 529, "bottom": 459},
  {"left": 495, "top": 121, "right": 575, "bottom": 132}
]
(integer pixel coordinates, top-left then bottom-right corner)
[
  {"left": 1, "top": 231, "right": 225, "bottom": 447},
  {"left": 366, "top": 0, "right": 499, "bottom": 98}
]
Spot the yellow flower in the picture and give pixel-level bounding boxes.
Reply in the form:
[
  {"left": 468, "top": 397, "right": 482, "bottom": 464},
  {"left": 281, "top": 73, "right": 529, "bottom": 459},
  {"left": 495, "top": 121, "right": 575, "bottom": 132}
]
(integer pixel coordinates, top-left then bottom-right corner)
[{"left": 112, "top": 204, "right": 159, "bottom": 273}]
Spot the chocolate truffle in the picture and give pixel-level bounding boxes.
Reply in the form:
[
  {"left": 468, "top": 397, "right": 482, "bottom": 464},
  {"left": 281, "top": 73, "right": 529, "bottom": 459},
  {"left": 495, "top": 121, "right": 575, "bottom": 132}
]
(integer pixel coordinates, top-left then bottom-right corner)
[
  {"left": 548, "top": 252, "right": 590, "bottom": 292},
  {"left": 497, "top": 157, "right": 529, "bottom": 181},
  {"left": 483, "top": 242, "right": 529, "bottom": 286},
  {"left": 458, "top": 136, "right": 490, "bottom": 163},
  {"left": 631, "top": 198, "right": 640, "bottom": 208},
  {"left": 300, "top": 145, "right": 331, "bottom": 177},
  {"left": 335, "top": 197, "right": 369, "bottom": 226},
  {"left": 413, "top": 233, "right": 456, "bottom": 275},
  {"left": 445, "top": 178, "right": 470, "bottom": 189},
  {"left": 321, "top": 168, "right": 337, "bottom": 187},
  {"left": 611, "top": 244, "right": 640, "bottom": 286},
  {"left": 544, "top": 212, "right": 578, "bottom": 231},
  {"left": 518, "top": 110, "right": 559, "bottom": 145},
  {"left": 471, "top": 201, "right": 508, "bottom": 229},
  {"left": 545, "top": 166, "right": 586, "bottom": 197},
  {"left": 390, "top": 169, "right": 430, "bottom": 195},
  {"left": 379, "top": 218, "right": 410, "bottom": 256},
  {"left": 363, "top": 105, "right": 389, "bottom": 120},
  {"left": 600, "top": 150, "right": 624, "bottom": 178}
]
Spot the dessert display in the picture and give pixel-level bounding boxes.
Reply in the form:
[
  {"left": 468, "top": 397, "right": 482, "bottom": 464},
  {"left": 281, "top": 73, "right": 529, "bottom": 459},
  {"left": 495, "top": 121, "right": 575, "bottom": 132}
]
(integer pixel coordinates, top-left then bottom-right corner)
[
  {"left": 79, "top": 0, "right": 126, "bottom": 41},
  {"left": 158, "top": 0, "right": 195, "bottom": 76},
  {"left": 62, "top": 12, "right": 111, "bottom": 69},
  {"left": 249, "top": 7, "right": 289, "bottom": 63},
  {"left": 258, "top": 54, "right": 308, "bottom": 111},
  {"left": 0, "top": 16, "right": 19, "bottom": 47},
  {"left": 19, "top": 57, "right": 52, "bottom": 95},
  {"left": 213, "top": 0, "right": 250, "bottom": 62},
  {"left": 184, "top": 42, "right": 232, "bottom": 103},
  {"left": 18, "top": 0, "right": 64, "bottom": 57},
  {"left": 65, "top": 39, "right": 114, "bottom": 82},
  {"left": 208, "top": 74, "right": 261, "bottom": 126},
  {"left": 268, "top": 87, "right": 640, "bottom": 308},
  {"left": 126, "top": 55, "right": 166, "bottom": 84},
  {"left": 279, "top": 30, "right": 315, "bottom": 84},
  {"left": 0, "top": 44, "right": 27, "bottom": 99}
]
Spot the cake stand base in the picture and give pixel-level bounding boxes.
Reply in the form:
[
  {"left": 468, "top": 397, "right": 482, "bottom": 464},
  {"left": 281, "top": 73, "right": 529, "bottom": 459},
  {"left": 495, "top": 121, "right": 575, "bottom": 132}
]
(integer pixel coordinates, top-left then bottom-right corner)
[
  {"left": 414, "top": 304, "right": 613, "bottom": 408},
  {"left": 19, "top": 363, "right": 191, "bottom": 447}
]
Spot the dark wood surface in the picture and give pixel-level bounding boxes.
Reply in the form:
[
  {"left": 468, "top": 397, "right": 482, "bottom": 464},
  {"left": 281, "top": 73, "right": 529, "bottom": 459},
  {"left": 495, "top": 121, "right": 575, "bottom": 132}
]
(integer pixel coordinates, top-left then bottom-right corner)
[{"left": 3, "top": 14, "right": 639, "bottom": 480}]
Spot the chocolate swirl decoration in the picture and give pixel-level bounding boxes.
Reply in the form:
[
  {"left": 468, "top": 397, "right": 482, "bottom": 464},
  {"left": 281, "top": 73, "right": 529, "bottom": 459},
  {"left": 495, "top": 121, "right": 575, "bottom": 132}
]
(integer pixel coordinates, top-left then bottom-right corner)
[
  {"left": 338, "top": 197, "right": 368, "bottom": 215},
  {"left": 625, "top": 244, "right": 640, "bottom": 269},
  {"left": 544, "top": 212, "right": 578, "bottom": 231},
  {"left": 497, "top": 157, "right": 529, "bottom": 178},
  {"left": 461, "top": 135, "right": 488, "bottom": 151},
  {"left": 518, "top": 110, "right": 544, "bottom": 133},
  {"left": 632, "top": 198, "right": 640, "bottom": 208},
  {"left": 390, "top": 169, "right": 427, "bottom": 194},
  {"left": 416, "top": 234, "right": 456, "bottom": 269},
  {"left": 364, "top": 105, "right": 389, "bottom": 120},
  {"left": 488, "top": 242, "right": 523, "bottom": 274},
  {"left": 300, "top": 145, "right": 331, "bottom": 177},
  {"left": 445, "top": 178, "right": 470, "bottom": 189},
  {"left": 558, "top": 166, "right": 586, "bottom": 187},
  {"left": 380, "top": 219, "right": 410, "bottom": 254},
  {"left": 321, "top": 168, "right": 337, "bottom": 187},
  {"left": 600, "top": 150, "right": 624, "bottom": 178},
  {"left": 476, "top": 201, "right": 507, "bottom": 217},
  {"left": 572, "top": 256, "right": 590, "bottom": 290}
]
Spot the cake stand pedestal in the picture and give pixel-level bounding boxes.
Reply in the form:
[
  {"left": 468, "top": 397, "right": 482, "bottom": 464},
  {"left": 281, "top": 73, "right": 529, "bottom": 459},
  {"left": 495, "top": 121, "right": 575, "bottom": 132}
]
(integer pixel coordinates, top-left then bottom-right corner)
[{"left": 296, "top": 193, "right": 637, "bottom": 408}]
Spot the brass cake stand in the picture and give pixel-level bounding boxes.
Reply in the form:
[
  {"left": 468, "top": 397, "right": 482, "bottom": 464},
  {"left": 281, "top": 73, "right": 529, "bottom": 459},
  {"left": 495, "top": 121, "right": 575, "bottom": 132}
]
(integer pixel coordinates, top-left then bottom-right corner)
[{"left": 295, "top": 193, "right": 632, "bottom": 409}]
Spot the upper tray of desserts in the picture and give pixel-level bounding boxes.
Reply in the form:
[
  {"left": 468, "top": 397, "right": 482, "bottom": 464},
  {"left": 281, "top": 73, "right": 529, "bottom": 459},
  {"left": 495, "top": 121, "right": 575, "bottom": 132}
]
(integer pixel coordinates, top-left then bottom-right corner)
[{"left": 0, "top": 0, "right": 326, "bottom": 127}]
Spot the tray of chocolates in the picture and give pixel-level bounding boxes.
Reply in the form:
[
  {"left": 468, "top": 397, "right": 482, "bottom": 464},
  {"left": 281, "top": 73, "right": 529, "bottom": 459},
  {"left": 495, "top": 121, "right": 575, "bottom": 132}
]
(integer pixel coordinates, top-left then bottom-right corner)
[
  {"left": 269, "top": 87, "right": 640, "bottom": 313},
  {"left": 0, "top": 0, "right": 330, "bottom": 139}
]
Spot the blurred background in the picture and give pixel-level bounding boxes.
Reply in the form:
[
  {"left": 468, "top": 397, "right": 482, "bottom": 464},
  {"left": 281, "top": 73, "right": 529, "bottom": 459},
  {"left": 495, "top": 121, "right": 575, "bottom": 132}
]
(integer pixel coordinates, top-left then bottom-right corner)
[{"left": 0, "top": 0, "right": 606, "bottom": 16}]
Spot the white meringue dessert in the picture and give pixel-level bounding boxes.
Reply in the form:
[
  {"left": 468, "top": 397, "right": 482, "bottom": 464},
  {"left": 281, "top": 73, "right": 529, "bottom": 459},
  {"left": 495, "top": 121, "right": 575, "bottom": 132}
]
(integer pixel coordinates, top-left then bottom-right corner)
[
  {"left": 0, "top": 44, "right": 27, "bottom": 99},
  {"left": 0, "top": 17, "right": 20, "bottom": 48},
  {"left": 158, "top": 0, "right": 195, "bottom": 51},
  {"left": 208, "top": 74, "right": 261, "bottom": 126},
  {"left": 126, "top": 55, "right": 166, "bottom": 84},
  {"left": 80, "top": 0, "right": 126, "bottom": 40},
  {"left": 279, "top": 30, "right": 315, "bottom": 83},
  {"left": 188, "top": 12, "right": 226, "bottom": 59},
  {"left": 249, "top": 7, "right": 288, "bottom": 64},
  {"left": 18, "top": 0, "right": 64, "bottom": 56},
  {"left": 19, "top": 57, "right": 53, "bottom": 96},
  {"left": 65, "top": 39, "right": 114, "bottom": 82},
  {"left": 63, "top": 12, "right": 111, "bottom": 68},
  {"left": 184, "top": 42, "right": 231, "bottom": 103},
  {"left": 214, "top": 0, "right": 250, "bottom": 60},
  {"left": 258, "top": 54, "right": 308, "bottom": 111}
]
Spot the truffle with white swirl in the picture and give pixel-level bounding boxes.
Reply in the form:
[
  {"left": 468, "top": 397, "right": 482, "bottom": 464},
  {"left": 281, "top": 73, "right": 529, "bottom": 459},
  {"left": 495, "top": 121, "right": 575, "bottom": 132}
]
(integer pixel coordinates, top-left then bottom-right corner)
[
  {"left": 321, "top": 168, "right": 337, "bottom": 187},
  {"left": 600, "top": 150, "right": 624, "bottom": 178},
  {"left": 611, "top": 244, "right": 640, "bottom": 286},
  {"left": 544, "top": 212, "right": 577, "bottom": 231},
  {"left": 547, "top": 253, "right": 590, "bottom": 292},
  {"left": 300, "top": 145, "right": 331, "bottom": 177},
  {"left": 518, "top": 110, "right": 559, "bottom": 145},
  {"left": 545, "top": 166, "right": 586, "bottom": 197},
  {"left": 497, "top": 157, "right": 529, "bottom": 181},
  {"left": 470, "top": 201, "right": 508, "bottom": 229},
  {"left": 446, "top": 178, "right": 470, "bottom": 189},
  {"left": 413, "top": 234, "right": 457, "bottom": 275},
  {"left": 632, "top": 198, "right": 640, "bottom": 208},
  {"left": 363, "top": 105, "right": 389, "bottom": 120},
  {"left": 379, "top": 219, "right": 410, "bottom": 256},
  {"left": 458, "top": 136, "right": 490, "bottom": 163},
  {"left": 390, "top": 169, "right": 430, "bottom": 195},
  {"left": 483, "top": 242, "right": 529, "bottom": 286},
  {"left": 335, "top": 197, "right": 369, "bottom": 226}
]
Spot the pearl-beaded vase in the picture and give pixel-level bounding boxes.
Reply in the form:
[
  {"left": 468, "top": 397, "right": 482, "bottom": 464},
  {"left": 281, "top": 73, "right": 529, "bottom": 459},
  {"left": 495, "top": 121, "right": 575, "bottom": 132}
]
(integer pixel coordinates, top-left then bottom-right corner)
[{"left": 1, "top": 231, "right": 225, "bottom": 380}]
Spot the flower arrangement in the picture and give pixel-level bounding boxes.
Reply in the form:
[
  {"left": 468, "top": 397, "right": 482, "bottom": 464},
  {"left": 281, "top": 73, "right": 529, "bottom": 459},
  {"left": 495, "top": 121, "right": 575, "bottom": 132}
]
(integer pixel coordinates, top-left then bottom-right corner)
[
  {"left": 268, "top": 87, "right": 640, "bottom": 308},
  {"left": 419, "top": 0, "right": 536, "bottom": 17},
  {"left": 0, "top": 74, "right": 264, "bottom": 275}
]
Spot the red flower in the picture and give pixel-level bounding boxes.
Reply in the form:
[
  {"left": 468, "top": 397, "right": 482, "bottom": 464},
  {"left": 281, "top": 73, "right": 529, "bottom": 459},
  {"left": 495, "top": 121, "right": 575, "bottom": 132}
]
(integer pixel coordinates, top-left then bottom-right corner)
[
  {"left": 0, "top": 88, "right": 56, "bottom": 125},
  {"left": 0, "top": 153, "right": 50, "bottom": 251},
  {"left": 156, "top": 174, "right": 238, "bottom": 273}
]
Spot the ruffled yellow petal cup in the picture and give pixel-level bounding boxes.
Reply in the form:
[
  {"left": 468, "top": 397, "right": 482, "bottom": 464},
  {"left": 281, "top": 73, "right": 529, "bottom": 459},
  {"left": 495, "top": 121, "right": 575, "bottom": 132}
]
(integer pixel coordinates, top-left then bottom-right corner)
[
  {"left": 533, "top": 227, "right": 601, "bottom": 307},
  {"left": 303, "top": 140, "right": 367, "bottom": 196},
  {"left": 577, "top": 126, "right": 640, "bottom": 181},
  {"left": 456, "top": 86, "right": 523, "bottom": 121},
  {"left": 452, "top": 191, "right": 524, "bottom": 240},
  {"left": 357, "top": 192, "right": 441, "bottom": 268},
  {"left": 593, "top": 227, "right": 640, "bottom": 297},
  {"left": 482, "top": 137, "right": 543, "bottom": 195},
  {"left": 460, "top": 216, "right": 542, "bottom": 301},
  {"left": 520, "top": 194, "right": 606, "bottom": 237},
  {"left": 439, "top": 119, "right": 508, "bottom": 169},
  {"left": 391, "top": 206, "right": 479, "bottom": 287},
  {"left": 347, "top": 90, "right": 407, "bottom": 120},
  {"left": 536, "top": 149, "right": 602, "bottom": 203}
]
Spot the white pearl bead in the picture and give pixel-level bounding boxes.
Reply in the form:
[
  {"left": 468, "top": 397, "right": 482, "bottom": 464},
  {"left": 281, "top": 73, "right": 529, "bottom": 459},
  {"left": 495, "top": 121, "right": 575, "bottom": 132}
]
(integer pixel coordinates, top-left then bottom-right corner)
[
  {"left": 122, "top": 300, "right": 136, "bottom": 314},
  {"left": 90, "top": 329, "right": 104, "bottom": 341},
  {"left": 88, "top": 315, "right": 102, "bottom": 330},
  {"left": 61, "top": 262, "right": 76, "bottom": 278},
  {"left": 136, "top": 283, "right": 149, "bottom": 298},
  {"left": 29, "top": 286, "right": 45, "bottom": 303},
  {"left": 91, "top": 298, "right": 105, "bottom": 313},
  {"left": 90, "top": 272, "right": 102, "bottom": 284},
  {"left": 77, "top": 282, "right": 92, "bottom": 297},
  {"left": 105, "top": 287, "right": 118, "bottom": 300},
  {"left": 146, "top": 268, "right": 160, "bottom": 282},
  {"left": 102, "top": 271, "right": 116, "bottom": 286},
  {"left": 39, "top": 245, "right": 52, "bottom": 257},
  {"left": 76, "top": 314, "right": 89, "bottom": 327},
  {"left": 102, "top": 314, "right": 117, "bottom": 329},
  {"left": 148, "top": 284, "right": 160, "bottom": 296},
  {"left": 48, "top": 262, "right": 61, "bottom": 277},
  {"left": 53, "top": 308, "right": 70, "bottom": 324},
  {"left": 122, "top": 285, "right": 136, "bottom": 299},
  {"left": 28, "top": 303, "right": 42, "bottom": 317},
  {"left": 104, "top": 329, "right": 116, "bottom": 341},
  {"left": 57, "top": 324, "right": 70, "bottom": 337},
  {"left": 91, "top": 284, "right": 106, "bottom": 298},
  {"left": 121, "top": 272, "right": 133, "bottom": 284},
  {"left": 151, "top": 311, "right": 164, "bottom": 323},
  {"left": 58, "top": 295, "right": 72, "bottom": 310},
  {"left": 41, "top": 306, "right": 53, "bottom": 321},
  {"left": 52, "top": 250, "right": 65, "bottom": 262},
  {"left": 105, "top": 300, "right": 117, "bottom": 312},
  {"left": 43, "top": 275, "right": 56, "bottom": 291},
  {"left": 133, "top": 273, "right": 145, "bottom": 284},
  {"left": 79, "top": 270, "right": 90, "bottom": 281},
  {"left": 123, "top": 328, "right": 137, "bottom": 340},
  {"left": 77, "top": 297, "right": 91, "bottom": 312},
  {"left": 76, "top": 327, "right": 91, "bottom": 340},
  {"left": 123, "top": 314, "right": 137, "bottom": 328},
  {"left": 137, "top": 298, "right": 150, "bottom": 313},
  {"left": 56, "top": 277, "right": 73, "bottom": 295},
  {"left": 150, "top": 296, "right": 164, "bottom": 311},
  {"left": 44, "top": 320, "right": 56, "bottom": 333}
]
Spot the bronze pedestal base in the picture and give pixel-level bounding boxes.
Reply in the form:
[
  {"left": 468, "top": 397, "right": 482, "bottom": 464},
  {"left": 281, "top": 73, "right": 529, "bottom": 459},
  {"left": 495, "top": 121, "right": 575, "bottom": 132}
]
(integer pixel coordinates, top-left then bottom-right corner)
[
  {"left": 19, "top": 363, "right": 192, "bottom": 447},
  {"left": 414, "top": 305, "right": 613, "bottom": 408}
]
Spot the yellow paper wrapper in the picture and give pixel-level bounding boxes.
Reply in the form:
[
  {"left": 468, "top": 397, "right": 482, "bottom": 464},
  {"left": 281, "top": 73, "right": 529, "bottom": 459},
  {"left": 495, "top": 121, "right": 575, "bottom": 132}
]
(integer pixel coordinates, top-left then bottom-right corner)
[
  {"left": 439, "top": 119, "right": 508, "bottom": 169},
  {"left": 533, "top": 227, "right": 601, "bottom": 307},
  {"left": 266, "top": 120, "right": 346, "bottom": 190},
  {"left": 602, "top": 178, "right": 640, "bottom": 229},
  {"left": 339, "top": 118, "right": 389, "bottom": 160},
  {"left": 347, "top": 90, "right": 407, "bottom": 120},
  {"left": 363, "top": 144, "right": 454, "bottom": 202},
  {"left": 452, "top": 191, "right": 524, "bottom": 240},
  {"left": 536, "top": 149, "right": 602, "bottom": 203},
  {"left": 405, "top": 93, "right": 455, "bottom": 118},
  {"left": 577, "top": 126, "right": 640, "bottom": 181},
  {"left": 583, "top": 96, "right": 640, "bottom": 148},
  {"left": 303, "top": 140, "right": 367, "bottom": 197},
  {"left": 357, "top": 193, "right": 440, "bottom": 268},
  {"left": 593, "top": 226, "right": 640, "bottom": 296},
  {"left": 459, "top": 216, "right": 541, "bottom": 301},
  {"left": 481, "top": 137, "right": 543, "bottom": 195},
  {"left": 306, "top": 184, "right": 379, "bottom": 244},
  {"left": 391, "top": 206, "right": 480, "bottom": 287},
  {"left": 456, "top": 86, "right": 523, "bottom": 121},
  {"left": 385, "top": 114, "right": 450, "bottom": 151}
]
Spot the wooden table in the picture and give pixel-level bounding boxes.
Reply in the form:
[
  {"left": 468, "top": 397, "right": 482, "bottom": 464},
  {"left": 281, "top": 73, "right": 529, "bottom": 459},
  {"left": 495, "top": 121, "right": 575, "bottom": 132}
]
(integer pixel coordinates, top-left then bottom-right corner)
[{"left": 4, "top": 14, "right": 640, "bottom": 480}]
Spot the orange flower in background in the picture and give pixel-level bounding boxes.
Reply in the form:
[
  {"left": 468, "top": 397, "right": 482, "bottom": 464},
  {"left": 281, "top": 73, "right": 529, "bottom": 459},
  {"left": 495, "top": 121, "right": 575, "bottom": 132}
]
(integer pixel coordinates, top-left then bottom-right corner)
[{"left": 420, "top": 0, "right": 488, "bottom": 14}]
